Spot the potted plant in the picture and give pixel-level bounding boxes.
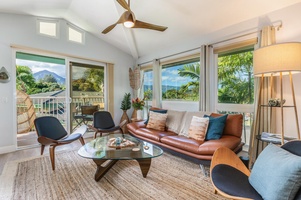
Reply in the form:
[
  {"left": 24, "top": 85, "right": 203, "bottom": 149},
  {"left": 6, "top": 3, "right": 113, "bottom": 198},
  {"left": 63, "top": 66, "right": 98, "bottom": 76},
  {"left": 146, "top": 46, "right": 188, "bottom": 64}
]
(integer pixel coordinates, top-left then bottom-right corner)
[
  {"left": 131, "top": 97, "right": 145, "bottom": 120},
  {"left": 120, "top": 93, "right": 131, "bottom": 132}
]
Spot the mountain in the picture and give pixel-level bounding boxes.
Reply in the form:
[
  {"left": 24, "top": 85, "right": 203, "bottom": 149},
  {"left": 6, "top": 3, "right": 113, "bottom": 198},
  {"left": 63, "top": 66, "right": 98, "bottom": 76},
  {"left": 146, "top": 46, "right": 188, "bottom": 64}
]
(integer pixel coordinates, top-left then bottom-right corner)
[
  {"left": 33, "top": 70, "right": 65, "bottom": 85},
  {"left": 144, "top": 85, "right": 180, "bottom": 93}
]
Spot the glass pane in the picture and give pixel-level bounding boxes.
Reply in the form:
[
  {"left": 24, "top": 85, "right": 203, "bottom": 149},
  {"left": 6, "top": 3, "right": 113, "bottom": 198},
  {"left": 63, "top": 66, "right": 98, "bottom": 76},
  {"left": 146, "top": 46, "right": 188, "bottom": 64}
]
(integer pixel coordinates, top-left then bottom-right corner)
[
  {"left": 71, "top": 63, "right": 105, "bottom": 131},
  {"left": 68, "top": 27, "right": 83, "bottom": 43},
  {"left": 16, "top": 54, "right": 66, "bottom": 148},
  {"left": 218, "top": 50, "right": 254, "bottom": 104},
  {"left": 162, "top": 59, "right": 200, "bottom": 101},
  {"left": 143, "top": 69, "right": 153, "bottom": 101},
  {"left": 39, "top": 21, "right": 56, "bottom": 37}
]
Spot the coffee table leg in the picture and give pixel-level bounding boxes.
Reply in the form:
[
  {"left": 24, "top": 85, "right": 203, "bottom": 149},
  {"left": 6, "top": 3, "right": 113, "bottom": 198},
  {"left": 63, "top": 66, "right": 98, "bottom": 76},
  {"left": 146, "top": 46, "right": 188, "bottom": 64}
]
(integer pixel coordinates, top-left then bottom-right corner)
[
  {"left": 93, "top": 159, "right": 118, "bottom": 181},
  {"left": 136, "top": 158, "right": 151, "bottom": 178}
]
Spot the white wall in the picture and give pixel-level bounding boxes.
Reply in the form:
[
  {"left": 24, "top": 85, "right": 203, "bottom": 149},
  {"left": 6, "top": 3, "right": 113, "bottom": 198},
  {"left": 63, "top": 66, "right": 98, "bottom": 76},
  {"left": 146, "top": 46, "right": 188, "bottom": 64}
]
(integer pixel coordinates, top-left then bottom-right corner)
[
  {"left": 137, "top": 3, "right": 301, "bottom": 138},
  {"left": 0, "top": 13, "right": 134, "bottom": 153}
]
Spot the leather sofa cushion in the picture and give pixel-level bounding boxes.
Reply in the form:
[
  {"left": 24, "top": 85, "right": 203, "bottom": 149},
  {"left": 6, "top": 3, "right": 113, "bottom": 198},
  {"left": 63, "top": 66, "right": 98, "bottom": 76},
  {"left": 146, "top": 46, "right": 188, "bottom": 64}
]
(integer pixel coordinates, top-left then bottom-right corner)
[
  {"left": 161, "top": 135, "right": 241, "bottom": 155},
  {"left": 161, "top": 135, "right": 204, "bottom": 154},
  {"left": 210, "top": 113, "right": 243, "bottom": 138},
  {"left": 135, "top": 128, "right": 177, "bottom": 141},
  {"left": 197, "top": 135, "right": 242, "bottom": 155}
]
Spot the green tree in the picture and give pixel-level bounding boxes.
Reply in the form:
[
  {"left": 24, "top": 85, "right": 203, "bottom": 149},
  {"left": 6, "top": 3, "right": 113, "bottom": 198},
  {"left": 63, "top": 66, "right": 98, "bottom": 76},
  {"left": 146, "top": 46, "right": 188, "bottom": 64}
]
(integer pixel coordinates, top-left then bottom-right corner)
[
  {"left": 16, "top": 65, "right": 36, "bottom": 93},
  {"left": 144, "top": 89, "right": 152, "bottom": 100},
  {"left": 41, "top": 74, "right": 57, "bottom": 83},
  {"left": 218, "top": 51, "right": 254, "bottom": 104},
  {"left": 72, "top": 68, "right": 104, "bottom": 92}
]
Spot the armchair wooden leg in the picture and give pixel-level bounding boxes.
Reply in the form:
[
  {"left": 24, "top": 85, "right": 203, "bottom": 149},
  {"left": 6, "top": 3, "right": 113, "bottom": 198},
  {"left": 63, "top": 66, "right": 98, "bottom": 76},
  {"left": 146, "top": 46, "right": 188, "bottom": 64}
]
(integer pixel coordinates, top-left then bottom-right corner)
[
  {"left": 94, "top": 131, "right": 102, "bottom": 139},
  {"left": 49, "top": 145, "right": 56, "bottom": 170},
  {"left": 40, "top": 145, "right": 45, "bottom": 155},
  {"left": 79, "top": 137, "right": 85, "bottom": 145}
]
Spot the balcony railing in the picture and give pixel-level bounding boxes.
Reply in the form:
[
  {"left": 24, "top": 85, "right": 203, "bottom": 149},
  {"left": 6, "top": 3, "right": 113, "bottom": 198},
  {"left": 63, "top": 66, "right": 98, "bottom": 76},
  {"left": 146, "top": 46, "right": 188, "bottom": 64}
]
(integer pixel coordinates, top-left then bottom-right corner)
[{"left": 17, "top": 95, "right": 104, "bottom": 132}]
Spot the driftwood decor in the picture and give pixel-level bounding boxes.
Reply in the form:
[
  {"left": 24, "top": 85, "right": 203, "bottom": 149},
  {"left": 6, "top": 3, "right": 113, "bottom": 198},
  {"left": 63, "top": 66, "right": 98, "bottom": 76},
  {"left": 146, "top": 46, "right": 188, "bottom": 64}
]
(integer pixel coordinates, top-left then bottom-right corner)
[
  {"left": 0, "top": 67, "right": 10, "bottom": 83},
  {"left": 129, "top": 67, "right": 141, "bottom": 90}
]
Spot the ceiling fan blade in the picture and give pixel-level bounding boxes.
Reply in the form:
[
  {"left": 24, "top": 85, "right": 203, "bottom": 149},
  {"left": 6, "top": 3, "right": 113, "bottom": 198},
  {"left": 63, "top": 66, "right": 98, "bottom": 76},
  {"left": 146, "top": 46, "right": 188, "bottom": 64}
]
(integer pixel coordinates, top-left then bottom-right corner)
[
  {"left": 116, "top": 0, "right": 131, "bottom": 11},
  {"left": 102, "top": 11, "right": 129, "bottom": 34},
  {"left": 133, "top": 20, "right": 167, "bottom": 32},
  {"left": 102, "top": 23, "right": 118, "bottom": 34}
]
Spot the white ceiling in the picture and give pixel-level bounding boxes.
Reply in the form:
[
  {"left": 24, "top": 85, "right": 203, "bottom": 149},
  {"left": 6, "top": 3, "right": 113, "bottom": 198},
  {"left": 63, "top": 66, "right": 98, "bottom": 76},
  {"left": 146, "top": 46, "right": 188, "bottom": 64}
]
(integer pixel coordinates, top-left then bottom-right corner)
[{"left": 1, "top": 0, "right": 301, "bottom": 59}]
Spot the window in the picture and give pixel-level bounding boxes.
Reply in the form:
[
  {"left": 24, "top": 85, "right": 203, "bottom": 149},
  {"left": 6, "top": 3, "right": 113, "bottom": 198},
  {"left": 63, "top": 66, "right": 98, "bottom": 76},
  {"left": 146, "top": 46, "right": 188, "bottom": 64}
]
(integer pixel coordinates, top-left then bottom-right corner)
[
  {"left": 68, "top": 25, "right": 84, "bottom": 44},
  {"left": 37, "top": 19, "right": 58, "bottom": 38},
  {"left": 143, "top": 69, "right": 153, "bottom": 100},
  {"left": 161, "top": 58, "right": 200, "bottom": 101},
  {"left": 216, "top": 48, "right": 255, "bottom": 147}
]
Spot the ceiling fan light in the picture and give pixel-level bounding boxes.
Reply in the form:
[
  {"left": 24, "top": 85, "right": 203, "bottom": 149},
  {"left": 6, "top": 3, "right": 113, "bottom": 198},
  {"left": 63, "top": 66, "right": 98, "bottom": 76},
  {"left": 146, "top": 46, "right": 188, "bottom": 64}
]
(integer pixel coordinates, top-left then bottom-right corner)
[{"left": 124, "top": 21, "right": 134, "bottom": 28}]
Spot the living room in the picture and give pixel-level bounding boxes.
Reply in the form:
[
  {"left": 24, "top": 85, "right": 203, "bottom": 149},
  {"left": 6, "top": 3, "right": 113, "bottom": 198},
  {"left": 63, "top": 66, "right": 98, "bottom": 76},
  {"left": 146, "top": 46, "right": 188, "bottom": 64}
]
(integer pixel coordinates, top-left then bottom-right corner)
[{"left": 1, "top": 0, "right": 301, "bottom": 199}]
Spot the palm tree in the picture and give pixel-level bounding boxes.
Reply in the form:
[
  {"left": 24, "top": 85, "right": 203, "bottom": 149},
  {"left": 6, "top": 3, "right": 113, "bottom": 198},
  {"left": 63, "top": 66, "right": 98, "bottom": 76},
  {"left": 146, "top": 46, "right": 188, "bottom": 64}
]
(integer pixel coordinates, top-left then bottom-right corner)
[{"left": 177, "top": 62, "right": 200, "bottom": 100}]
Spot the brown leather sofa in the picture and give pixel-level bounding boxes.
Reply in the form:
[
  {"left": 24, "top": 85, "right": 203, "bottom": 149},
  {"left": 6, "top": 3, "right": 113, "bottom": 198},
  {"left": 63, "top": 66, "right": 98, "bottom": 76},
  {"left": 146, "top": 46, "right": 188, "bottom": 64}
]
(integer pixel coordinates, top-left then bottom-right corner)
[{"left": 127, "top": 111, "right": 244, "bottom": 165}]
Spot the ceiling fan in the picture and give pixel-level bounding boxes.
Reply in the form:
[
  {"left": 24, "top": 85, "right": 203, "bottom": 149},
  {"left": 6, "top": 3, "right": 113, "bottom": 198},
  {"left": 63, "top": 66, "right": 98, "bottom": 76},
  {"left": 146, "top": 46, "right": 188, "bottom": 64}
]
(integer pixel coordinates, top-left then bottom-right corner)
[{"left": 102, "top": 0, "right": 168, "bottom": 34}]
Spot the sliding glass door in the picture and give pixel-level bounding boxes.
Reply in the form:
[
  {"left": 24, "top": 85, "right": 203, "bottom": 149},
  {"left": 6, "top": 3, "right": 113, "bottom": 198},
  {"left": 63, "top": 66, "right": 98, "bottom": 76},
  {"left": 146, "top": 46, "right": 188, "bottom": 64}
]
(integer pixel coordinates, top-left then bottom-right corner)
[{"left": 69, "top": 61, "right": 105, "bottom": 131}]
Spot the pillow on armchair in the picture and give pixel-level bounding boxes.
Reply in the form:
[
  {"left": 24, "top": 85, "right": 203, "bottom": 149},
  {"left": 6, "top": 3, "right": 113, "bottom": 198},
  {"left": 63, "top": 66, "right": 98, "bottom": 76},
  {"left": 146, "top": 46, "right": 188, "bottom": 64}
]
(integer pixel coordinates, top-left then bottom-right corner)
[{"left": 249, "top": 144, "right": 301, "bottom": 200}]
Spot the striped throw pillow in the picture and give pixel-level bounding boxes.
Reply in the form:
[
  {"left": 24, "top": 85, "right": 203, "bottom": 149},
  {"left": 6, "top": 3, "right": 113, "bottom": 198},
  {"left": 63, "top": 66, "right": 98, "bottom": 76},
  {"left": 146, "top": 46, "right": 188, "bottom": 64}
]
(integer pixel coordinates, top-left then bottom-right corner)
[{"left": 188, "top": 116, "right": 209, "bottom": 141}]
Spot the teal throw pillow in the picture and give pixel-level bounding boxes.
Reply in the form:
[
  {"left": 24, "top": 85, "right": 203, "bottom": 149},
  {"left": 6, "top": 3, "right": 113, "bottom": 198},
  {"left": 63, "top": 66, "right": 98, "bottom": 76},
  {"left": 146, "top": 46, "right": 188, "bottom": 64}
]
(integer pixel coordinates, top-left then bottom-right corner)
[
  {"left": 249, "top": 144, "right": 301, "bottom": 200},
  {"left": 204, "top": 114, "right": 227, "bottom": 140},
  {"left": 144, "top": 109, "right": 167, "bottom": 124}
]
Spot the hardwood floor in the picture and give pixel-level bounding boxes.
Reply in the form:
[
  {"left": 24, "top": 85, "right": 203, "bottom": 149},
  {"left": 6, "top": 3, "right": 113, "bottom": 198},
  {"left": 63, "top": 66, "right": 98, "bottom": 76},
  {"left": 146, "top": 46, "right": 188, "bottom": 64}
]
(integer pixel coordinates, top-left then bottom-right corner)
[{"left": 0, "top": 133, "right": 94, "bottom": 175}]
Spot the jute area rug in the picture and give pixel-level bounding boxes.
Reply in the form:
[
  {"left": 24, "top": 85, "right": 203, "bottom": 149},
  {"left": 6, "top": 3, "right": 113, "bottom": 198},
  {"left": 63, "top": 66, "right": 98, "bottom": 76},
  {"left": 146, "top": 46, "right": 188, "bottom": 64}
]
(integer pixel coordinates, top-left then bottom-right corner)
[{"left": 0, "top": 151, "right": 226, "bottom": 200}]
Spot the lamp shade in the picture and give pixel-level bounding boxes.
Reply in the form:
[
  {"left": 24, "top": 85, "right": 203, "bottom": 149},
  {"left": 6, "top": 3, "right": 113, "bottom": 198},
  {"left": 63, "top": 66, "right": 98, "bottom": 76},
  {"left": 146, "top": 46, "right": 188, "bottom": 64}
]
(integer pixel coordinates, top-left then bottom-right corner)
[{"left": 253, "top": 42, "right": 301, "bottom": 76}]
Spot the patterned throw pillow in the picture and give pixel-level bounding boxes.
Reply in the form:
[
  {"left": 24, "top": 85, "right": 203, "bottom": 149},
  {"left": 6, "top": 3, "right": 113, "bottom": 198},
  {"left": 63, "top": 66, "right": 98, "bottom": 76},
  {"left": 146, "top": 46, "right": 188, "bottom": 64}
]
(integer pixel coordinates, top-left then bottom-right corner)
[
  {"left": 188, "top": 116, "right": 209, "bottom": 141},
  {"left": 144, "top": 108, "right": 168, "bottom": 125},
  {"left": 146, "top": 111, "right": 168, "bottom": 131}
]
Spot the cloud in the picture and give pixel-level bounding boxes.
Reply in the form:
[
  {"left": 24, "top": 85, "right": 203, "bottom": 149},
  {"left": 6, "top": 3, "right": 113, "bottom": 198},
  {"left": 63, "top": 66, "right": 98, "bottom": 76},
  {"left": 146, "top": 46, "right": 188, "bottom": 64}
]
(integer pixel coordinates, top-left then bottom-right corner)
[{"left": 16, "top": 59, "right": 66, "bottom": 78}]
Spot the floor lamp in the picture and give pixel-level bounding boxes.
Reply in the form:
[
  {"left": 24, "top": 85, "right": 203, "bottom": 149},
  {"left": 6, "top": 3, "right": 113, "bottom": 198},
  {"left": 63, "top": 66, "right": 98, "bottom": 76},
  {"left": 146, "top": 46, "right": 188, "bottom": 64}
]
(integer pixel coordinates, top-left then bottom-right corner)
[{"left": 253, "top": 42, "right": 301, "bottom": 144}]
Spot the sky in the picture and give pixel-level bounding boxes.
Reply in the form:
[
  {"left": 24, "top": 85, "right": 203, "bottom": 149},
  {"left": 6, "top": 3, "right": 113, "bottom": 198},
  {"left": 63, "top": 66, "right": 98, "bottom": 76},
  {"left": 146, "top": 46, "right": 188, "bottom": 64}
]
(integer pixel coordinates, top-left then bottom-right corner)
[
  {"left": 17, "top": 58, "right": 196, "bottom": 87},
  {"left": 16, "top": 59, "right": 66, "bottom": 78},
  {"left": 144, "top": 64, "right": 194, "bottom": 87}
]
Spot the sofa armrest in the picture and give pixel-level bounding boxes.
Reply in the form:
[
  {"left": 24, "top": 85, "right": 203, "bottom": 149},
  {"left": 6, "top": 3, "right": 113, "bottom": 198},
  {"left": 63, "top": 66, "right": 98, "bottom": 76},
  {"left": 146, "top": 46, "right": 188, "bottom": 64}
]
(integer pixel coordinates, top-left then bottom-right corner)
[{"left": 127, "top": 120, "right": 146, "bottom": 133}]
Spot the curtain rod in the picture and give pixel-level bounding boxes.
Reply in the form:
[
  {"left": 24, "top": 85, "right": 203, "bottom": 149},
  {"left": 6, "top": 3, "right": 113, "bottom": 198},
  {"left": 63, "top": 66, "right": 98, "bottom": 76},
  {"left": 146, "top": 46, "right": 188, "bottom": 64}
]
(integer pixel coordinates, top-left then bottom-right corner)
[
  {"left": 138, "top": 22, "right": 282, "bottom": 66},
  {"left": 210, "top": 22, "right": 282, "bottom": 46},
  {"left": 138, "top": 47, "right": 200, "bottom": 66}
]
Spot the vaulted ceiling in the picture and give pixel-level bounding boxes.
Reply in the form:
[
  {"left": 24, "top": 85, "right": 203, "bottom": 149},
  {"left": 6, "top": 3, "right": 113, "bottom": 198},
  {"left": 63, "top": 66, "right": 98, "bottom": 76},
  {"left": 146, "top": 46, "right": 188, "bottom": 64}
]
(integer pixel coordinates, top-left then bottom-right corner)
[{"left": 0, "top": 0, "right": 301, "bottom": 59}]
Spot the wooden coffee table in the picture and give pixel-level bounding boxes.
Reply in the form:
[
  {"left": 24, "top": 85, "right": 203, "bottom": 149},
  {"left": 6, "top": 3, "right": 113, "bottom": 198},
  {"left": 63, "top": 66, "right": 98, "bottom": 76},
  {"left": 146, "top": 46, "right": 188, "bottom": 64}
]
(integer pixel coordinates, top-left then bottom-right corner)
[{"left": 78, "top": 133, "right": 163, "bottom": 181}]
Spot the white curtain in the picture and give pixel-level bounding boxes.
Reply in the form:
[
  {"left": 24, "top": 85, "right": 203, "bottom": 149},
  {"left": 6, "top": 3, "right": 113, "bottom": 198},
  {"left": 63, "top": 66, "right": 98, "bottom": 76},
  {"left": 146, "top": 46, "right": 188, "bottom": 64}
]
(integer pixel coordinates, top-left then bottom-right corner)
[
  {"left": 248, "top": 26, "right": 276, "bottom": 168},
  {"left": 152, "top": 59, "right": 162, "bottom": 108},
  {"left": 199, "top": 45, "right": 214, "bottom": 111}
]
